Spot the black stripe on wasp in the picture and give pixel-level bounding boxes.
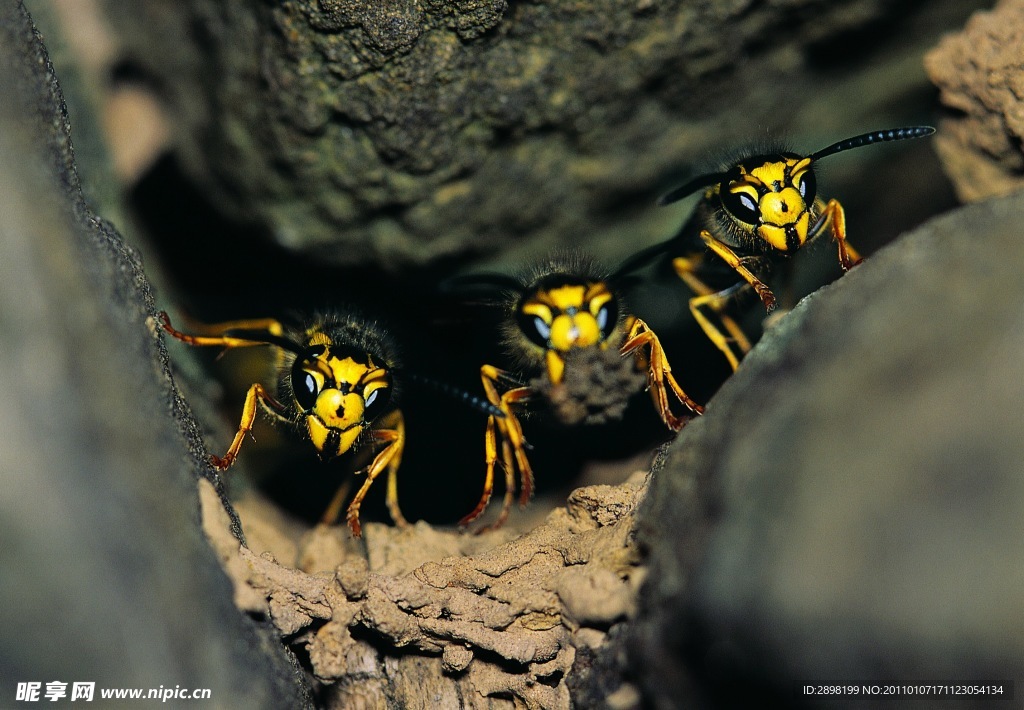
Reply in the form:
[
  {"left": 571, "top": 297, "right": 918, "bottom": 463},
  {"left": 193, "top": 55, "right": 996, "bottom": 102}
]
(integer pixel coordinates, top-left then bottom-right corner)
[
  {"left": 621, "top": 126, "right": 935, "bottom": 371},
  {"left": 159, "top": 309, "right": 503, "bottom": 538},
  {"left": 446, "top": 251, "right": 704, "bottom": 531}
]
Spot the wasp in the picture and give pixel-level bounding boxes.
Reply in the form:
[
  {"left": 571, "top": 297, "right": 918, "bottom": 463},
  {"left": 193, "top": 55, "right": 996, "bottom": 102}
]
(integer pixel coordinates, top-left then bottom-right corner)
[
  {"left": 159, "top": 309, "right": 500, "bottom": 537},
  {"left": 449, "top": 252, "right": 703, "bottom": 529},
  {"left": 627, "top": 126, "right": 935, "bottom": 370}
]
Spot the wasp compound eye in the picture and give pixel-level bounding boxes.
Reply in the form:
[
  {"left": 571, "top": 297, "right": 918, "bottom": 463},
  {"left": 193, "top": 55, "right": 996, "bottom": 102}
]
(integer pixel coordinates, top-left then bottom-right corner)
[
  {"left": 517, "top": 309, "right": 552, "bottom": 349},
  {"left": 720, "top": 184, "right": 761, "bottom": 225},
  {"left": 595, "top": 298, "right": 618, "bottom": 341},
  {"left": 362, "top": 379, "right": 392, "bottom": 421},
  {"left": 293, "top": 363, "right": 320, "bottom": 412},
  {"left": 797, "top": 169, "right": 817, "bottom": 203}
]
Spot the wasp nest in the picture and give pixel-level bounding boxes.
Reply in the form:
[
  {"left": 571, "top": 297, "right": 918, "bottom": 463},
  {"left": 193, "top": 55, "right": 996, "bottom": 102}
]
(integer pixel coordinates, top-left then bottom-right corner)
[
  {"left": 200, "top": 468, "right": 648, "bottom": 709},
  {"left": 529, "top": 346, "right": 648, "bottom": 427}
]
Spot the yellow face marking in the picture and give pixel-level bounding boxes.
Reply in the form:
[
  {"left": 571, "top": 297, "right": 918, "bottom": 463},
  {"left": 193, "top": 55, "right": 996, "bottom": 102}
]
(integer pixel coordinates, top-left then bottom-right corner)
[
  {"left": 307, "top": 414, "right": 364, "bottom": 457},
  {"left": 760, "top": 187, "right": 804, "bottom": 225},
  {"left": 523, "top": 282, "right": 615, "bottom": 355},
  {"left": 759, "top": 209, "right": 810, "bottom": 251},
  {"left": 748, "top": 160, "right": 790, "bottom": 188},
  {"left": 549, "top": 311, "right": 600, "bottom": 351},
  {"left": 726, "top": 157, "right": 814, "bottom": 252},
  {"left": 301, "top": 350, "right": 392, "bottom": 458},
  {"left": 544, "top": 284, "right": 587, "bottom": 311}
]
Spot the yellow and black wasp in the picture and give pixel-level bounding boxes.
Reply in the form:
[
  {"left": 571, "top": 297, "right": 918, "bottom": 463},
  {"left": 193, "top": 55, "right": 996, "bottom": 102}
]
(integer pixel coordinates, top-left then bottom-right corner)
[
  {"left": 159, "top": 309, "right": 501, "bottom": 537},
  {"left": 626, "top": 126, "right": 935, "bottom": 370},
  {"left": 449, "top": 252, "right": 703, "bottom": 529}
]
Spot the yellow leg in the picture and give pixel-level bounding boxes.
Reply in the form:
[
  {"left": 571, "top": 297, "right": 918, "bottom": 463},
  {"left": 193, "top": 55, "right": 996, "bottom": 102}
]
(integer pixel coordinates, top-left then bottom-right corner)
[
  {"left": 337, "top": 421, "right": 405, "bottom": 538},
  {"left": 381, "top": 411, "right": 408, "bottom": 529},
  {"left": 160, "top": 311, "right": 289, "bottom": 468},
  {"left": 159, "top": 311, "right": 284, "bottom": 349},
  {"left": 482, "top": 439, "right": 517, "bottom": 533},
  {"left": 460, "top": 415, "right": 498, "bottom": 527},
  {"left": 460, "top": 365, "right": 533, "bottom": 528},
  {"left": 698, "top": 230, "right": 777, "bottom": 312},
  {"left": 673, "top": 257, "right": 753, "bottom": 372},
  {"left": 211, "top": 382, "right": 286, "bottom": 469},
  {"left": 810, "top": 198, "right": 862, "bottom": 271},
  {"left": 620, "top": 317, "right": 703, "bottom": 432}
]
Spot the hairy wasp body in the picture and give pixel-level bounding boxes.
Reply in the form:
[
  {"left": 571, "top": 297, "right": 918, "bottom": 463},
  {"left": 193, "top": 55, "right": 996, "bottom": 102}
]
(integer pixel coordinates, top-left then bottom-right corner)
[
  {"left": 452, "top": 252, "right": 702, "bottom": 529},
  {"left": 160, "top": 309, "right": 496, "bottom": 537},
  {"left": 636, "top": 127, "right": 935, "bottom": 370}
]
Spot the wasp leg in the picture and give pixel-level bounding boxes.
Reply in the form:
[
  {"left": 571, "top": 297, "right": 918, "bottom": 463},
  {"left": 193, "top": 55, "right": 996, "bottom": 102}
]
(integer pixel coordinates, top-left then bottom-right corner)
[
  {"left": 380, "top": 410, "right": 408, "bottom": 529},
  {"left": 158, "top": 311, "right": 284, "bottom": 348},
  {"left": 620, "top": 317, "right": 703, "bottom": 432},
  {"left": 333, "top": 418, "right": 405, "bottom": 538},
  {"left": 810, "top": 198, "right": 862, "bottom": 271},
  {"left": 672, "top": 257, "right": 753, "bottom": 372},
  {"left": 213, "top": 382, "right": 289, "bottom": 469},
  {"left": 318, "top": 410, "right": 407, "bottom": 536},
  {"left": 492, "top": 438, "right": 517, "bottom": 530},
  {"left": 698, "top": 230, "right": 777, "bottom": 312},
  {"left": 460, "top": 414, "right": 498, "bottom": 527},
  {"left": 160, "top": 311, "right": 289, "bottom": 468},
  {"left": 460, "top": 365, "right": 533, "bottom": 528}
]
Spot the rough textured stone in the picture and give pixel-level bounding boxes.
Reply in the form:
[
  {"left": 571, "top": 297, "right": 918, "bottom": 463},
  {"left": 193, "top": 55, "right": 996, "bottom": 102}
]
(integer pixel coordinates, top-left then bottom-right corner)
[
  {"left": 0, "top": 4, "right": 311, "bottom": 706},
  {"left": 926, "top": 0, "right": 1024, "bottom": 202},
  {"left": 631, "top": 190, "right": 1024, "bottom": 707},
  {"left": 204, "top": 474, "right": 649, "bottom": 709},
  {"left": 98, "top": 0, "right": 980, "bottom": 268}
]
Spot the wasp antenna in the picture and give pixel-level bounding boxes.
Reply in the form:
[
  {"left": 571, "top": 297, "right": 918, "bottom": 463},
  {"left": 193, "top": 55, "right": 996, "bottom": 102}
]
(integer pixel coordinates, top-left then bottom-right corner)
[
  {"left": 657, "top": 171, "right": 725, "bottom": 206},
  {"left": 399, "top": 370, "right": 505, "bottom": 418},
  {"left": 809, "top": 126, "right": 935, "bottom": 162}
]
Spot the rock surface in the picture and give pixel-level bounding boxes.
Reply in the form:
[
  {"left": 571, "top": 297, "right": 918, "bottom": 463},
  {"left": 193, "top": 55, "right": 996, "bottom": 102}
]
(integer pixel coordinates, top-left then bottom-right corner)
[
  {"left": 0, "top": 4, "right": 311, "bottom": 707},
  {"left": 97, "top": 0, "right": 979, "bottom": 268},
  {"left": 926, "top": 0, "right": 1024, "bottom": 202},
  {"left": 631, "top": 190, "right": 1024, "bottom": 707}
]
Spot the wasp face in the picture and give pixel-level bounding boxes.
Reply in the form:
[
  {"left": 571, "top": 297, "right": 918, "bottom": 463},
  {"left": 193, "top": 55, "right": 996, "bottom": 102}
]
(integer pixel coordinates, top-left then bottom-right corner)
[
  {"left": 516, "top": 276, "right": 619, "bottom": 384},
  {"left": 291, "top": 340, "right": 392, "bottom": 459},
  {"left": 719, "top": 155, "right": 818, "bottom": 254}
]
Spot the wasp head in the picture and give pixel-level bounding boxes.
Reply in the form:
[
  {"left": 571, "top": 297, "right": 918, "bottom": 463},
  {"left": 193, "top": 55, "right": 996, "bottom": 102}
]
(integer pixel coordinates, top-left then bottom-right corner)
[
  {"left": 515, "top": 275, "right": 620, "bottom": 385},
  {"left": 717, "top": 154, "right": 818, "bottom": 254},
  {"left": 290, "top": 338, "right": 393, "bottom": 459}
]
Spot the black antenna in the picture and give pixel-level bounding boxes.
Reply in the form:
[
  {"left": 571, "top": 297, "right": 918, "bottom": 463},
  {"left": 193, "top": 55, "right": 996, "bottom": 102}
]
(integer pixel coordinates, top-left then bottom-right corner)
[
  {"left": 809, "top": 126, "right": 935, "bottom": 162},
  {"left": 657, "top": 171, "right": 726, "bottom": 206},
  {"left": 399, "top": 370, "right": 505, "bottom": 418}
]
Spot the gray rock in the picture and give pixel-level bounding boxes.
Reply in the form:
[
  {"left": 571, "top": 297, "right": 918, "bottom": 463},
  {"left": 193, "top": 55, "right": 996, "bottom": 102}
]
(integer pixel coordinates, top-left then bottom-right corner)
[
  {"left": 98, "top": 0, "right": 982, "bottom": 268},
  {"left": 632, "top": 191, "right": 1024, "bottom": 707},
  {"left": 0, "top": 4, "right": 311, "bottom": 706}
]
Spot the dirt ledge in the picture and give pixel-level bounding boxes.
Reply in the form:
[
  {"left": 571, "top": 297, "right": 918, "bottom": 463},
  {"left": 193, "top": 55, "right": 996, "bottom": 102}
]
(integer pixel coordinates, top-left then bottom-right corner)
[{"left": 200, "top": 472, "right": 648, "bottom": 708}]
